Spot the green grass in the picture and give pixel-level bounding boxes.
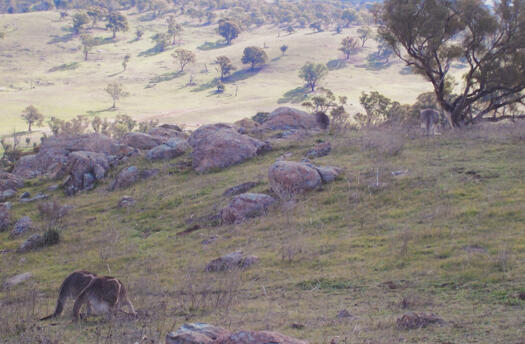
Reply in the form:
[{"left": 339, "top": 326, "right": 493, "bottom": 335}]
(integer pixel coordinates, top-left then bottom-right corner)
[{"left": 0, "top": 125, "right": 524, "bottom": 343}]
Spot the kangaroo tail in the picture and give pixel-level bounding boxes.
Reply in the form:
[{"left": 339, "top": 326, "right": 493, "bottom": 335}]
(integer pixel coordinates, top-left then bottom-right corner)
[{"left": 40, "top": 280, "right": 69, "bottom": 321}]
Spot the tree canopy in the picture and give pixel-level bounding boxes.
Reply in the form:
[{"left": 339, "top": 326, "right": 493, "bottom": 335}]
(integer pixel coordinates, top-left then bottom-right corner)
[
  {"left": 241, "top": 46, "right": 268, "bottom": 70},
  {"left": 21, "top": 105, "right": 44, "bottom": 132},
  {"left": 299, "top": 62, "right": 328, "bottom": 92},
  {"left": 218, "top": 19, "right": 241, "bottom": 45},
  {"left": 172, "top": 49, "right": 196, "bottom": 72},
  {"left": 378, "top": 0, "right": 525, "bottom": 127},
  {"left": 106, "top": 12, "right": 129, "bottom": 39},
  {"left": 215, "top": 56, "right": 236, "bottom": 81}
]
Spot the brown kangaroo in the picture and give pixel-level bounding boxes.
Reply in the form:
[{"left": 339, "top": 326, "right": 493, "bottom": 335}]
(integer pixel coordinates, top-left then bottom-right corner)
[
  {"left": 40, "top": 270, "right": 97, "bottom": 321},
  {"left": 72, "top": 276, "right": 136, "bottom": 321}
]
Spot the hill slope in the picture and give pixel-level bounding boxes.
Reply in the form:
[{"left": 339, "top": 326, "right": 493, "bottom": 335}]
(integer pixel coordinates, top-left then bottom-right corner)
[{"left": 1, "top": 125, "right": 524, "bottom": 343}]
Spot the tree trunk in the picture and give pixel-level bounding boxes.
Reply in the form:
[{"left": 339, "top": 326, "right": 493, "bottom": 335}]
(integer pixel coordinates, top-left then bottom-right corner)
[
  {"left": 28, "top": 122, "right": 32, "bottom": 133},
  {"left": 112, "top": 30, "right": 116, "bottom": 39},
  {"left": 112, "top": 99, "right": 116, "bottom": 109}
]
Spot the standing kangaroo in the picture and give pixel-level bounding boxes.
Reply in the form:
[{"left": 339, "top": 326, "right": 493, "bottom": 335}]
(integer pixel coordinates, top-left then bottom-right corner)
[
  {"left": 72, "top": 276, "right": 136, "bottom": 321},
  {"left": 420, "top": 108, "right": 440, "bottom": 136},
  {"left": 40, "top": 270, "right": 96, "bottom": 321}
]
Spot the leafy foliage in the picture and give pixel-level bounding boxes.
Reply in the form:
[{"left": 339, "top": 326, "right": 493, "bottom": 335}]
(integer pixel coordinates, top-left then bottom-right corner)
[
  {"left": 215, "top": 56, "right": 236, "bottom": 81},
  {"left": 172, "top": 49, "right": 196, "bottom": 72},
  {"left": 218, "top": 19, "right": 241, "bottom": 45},
  {"left": 241, "top": 46, "right": 268, "bottom": 70},
  {"left": 21, "top": 105, "right": 44, "bottom": 132},
  {"left": 299, "top": 62, "right": 328, "bottom": 92}
]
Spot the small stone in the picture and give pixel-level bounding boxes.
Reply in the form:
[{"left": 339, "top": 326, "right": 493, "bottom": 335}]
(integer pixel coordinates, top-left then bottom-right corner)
[
  {"left": 336, "top": 309, "right": 353, "bottom": 319},
  {"left": 19, "top": 191, "right": 31, "bottom": 199},
  {"left": 0, "top": 189, "right": 16, "bottom": 201},
  {"left": 397, "top": 312, "right": 445, "bottom": 330},
  {"left": 10, "top": 216, "right": 33, "bottom": 238},
  {"left": 17, "top": 234, "right": 43, "bottom": 252},
  {"left": 3, "top": 272, "right": 33, "bottom": 290},
  {"left": 118, "top": 196, "right": 136, "bottom": 208},
  {"left": 304, "top": 142, "right": 331, "bottom": 159}
]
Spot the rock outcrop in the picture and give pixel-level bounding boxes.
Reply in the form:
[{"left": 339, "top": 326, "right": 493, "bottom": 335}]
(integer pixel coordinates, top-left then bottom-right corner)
[
  {"left": 0, "top": 189, "right": 16, "bottom": 201},
  {"left": 188, "top": 124, "right": 270, "bottom": 173},
  {"left": 63, "top": 151, "right": 114, "bottom": 196},
  {"left": 268, "top": 161, "right": 342, "bottom": 199},
  {"left": 13, "top": 133, "right": 134, "bottom": 180},
  {"left": 109, "top": 166, "right": 160, "bottom": 191},
  {"left": 118, "top": 196, "right": 136, "bottom": 208},
  {"left": 221, "top": 193, "right": 275, "bottom": 224},
  {"left": 205, "top": 251, "right": 259, "bottom": 272},
  {"left": 261, "top": 107, "right": 329, "bottom": 131}
]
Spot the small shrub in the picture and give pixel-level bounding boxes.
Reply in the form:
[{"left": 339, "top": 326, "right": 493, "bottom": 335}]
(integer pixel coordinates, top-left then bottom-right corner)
[{"left": 42, "top": 228, "right": 60, "bottom": 247}]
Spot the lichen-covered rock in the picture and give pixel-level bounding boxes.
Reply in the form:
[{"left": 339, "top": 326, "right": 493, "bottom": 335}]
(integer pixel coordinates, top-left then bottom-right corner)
[
  {"left": 268, "top": 161, "right": 322, "bottom": 199},
  {"left": 214, "top": 330, "right": 309, "bottom": 344},
  {"left": 120, "top": 132, "right": 165, "bottom": 150},
  {"left": 166, "top": 323, "right": 230, "bottom": 344},
  {"left": 147, "top": 125, "right": 186, "bottom": 139},
  {"left": 146, "top": 139, "right": 189, "bottom": 161},
  {"left": 205, "top": 251, "right": 259, "bottom": 272},
  {"left": 221, "top": 193, "right": 275, "bottom": 224},
  {"left": 304, "top": 142, "right": 331, "bottom": 159},
  {"left": 188, "top": 123, "right": 270, "bottom": 173},
  {"left": 10, "top": 216, "right": 33, "bottom": 238},
  {"left": 262, "top": 107, "right": 329, "bottom": 131},
  {"left": 63, "top": 151, "right": 114, "bottom": 196}
]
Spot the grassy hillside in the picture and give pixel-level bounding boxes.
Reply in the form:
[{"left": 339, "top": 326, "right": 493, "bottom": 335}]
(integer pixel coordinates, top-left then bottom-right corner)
[
  {"left": 0, "top": 9, "right": 440, "bottom": 136},
  {"left": 1, "top": 125, "right": 524, "bottom": 343}
]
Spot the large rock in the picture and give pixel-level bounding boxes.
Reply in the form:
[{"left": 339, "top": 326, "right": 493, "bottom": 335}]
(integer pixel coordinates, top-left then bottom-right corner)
[
  {"left": 63, "top": 151, "right": 114, "bottom": 196},
  {"left": 205, "top": 251, "right": 259, "bottom": 272},
  {"left": 268, "top": 161, "right": 322, "bottom": 199},
  {"left": 262, "top": 107, "right": 329, "bottom": 131},
  {"left": 268, "top": 161, "right": 342, "bottom": 199},
  {"left": 120, "top": 132, "right": 165, "bottom": 150},
  {"left": 10, "top": 216, "right": 33, "bottom": 238},
  {"left": 188, "top": 124, "right": 271, "bottom": 173},
  {"left": 0, "top": 172, "right": 24, "bottom": 192},
  {"left": 3, "top": 272, "right": 33, "bottom": 290},
  {"left": 146, "top": 139, "right": 189, "bottom": 161},
  {"left": 0, "top": 202, "right": 11, "bottom": 231},
  {"left": 13, "top": 134, "right": 134, "bottom": 180},
  {"left": 166, "top": 323, "right": 230, "bottom": 344},
  {"left": 221, "top": 193, "right": 275, "bottom": 224},
  {"left": 214, "top": 331, "right": 308, "bottom": 344}
]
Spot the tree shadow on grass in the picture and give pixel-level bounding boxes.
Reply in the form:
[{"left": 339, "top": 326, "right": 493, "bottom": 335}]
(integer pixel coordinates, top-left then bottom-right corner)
[
  {"left": 48, "top": 62, "right": 80, "bottom": 72},
  {"left": 147, "top": 71, "right": 184, "bottom": 86},
  {"left": 192, "top": 68, "right": 261, "bottom": 92},
  {"left": 48, "top": 33, "right": 75, "bottom": 44},
  {"left": 86, "top": 107, "right": 114, "bottom": 116},
  {"left": 138, "top": 46, "right": 168, "bottom": 57},
  {"left": 93, "top": 36, "right": 114, "bottom": 46},
  {"left": 197, "top": 40, "right": 229, "bottom": 51},
  {"left": 277, "top": 87, "right": 309, "bottom": 104},
  {"left": 326, "top": 59, "right": 347, "bottom": 71}
]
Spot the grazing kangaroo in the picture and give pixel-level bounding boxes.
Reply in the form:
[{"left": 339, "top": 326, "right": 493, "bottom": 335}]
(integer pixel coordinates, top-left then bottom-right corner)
[
  {"left": 420, "top": 108, "right": 440, "bottom": 136},
  {"left": 40, "top": 270, "right": 97, "bottom": 321},
  {"left": 72, "top": 276, "right": 136, "bottom": 321}
]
